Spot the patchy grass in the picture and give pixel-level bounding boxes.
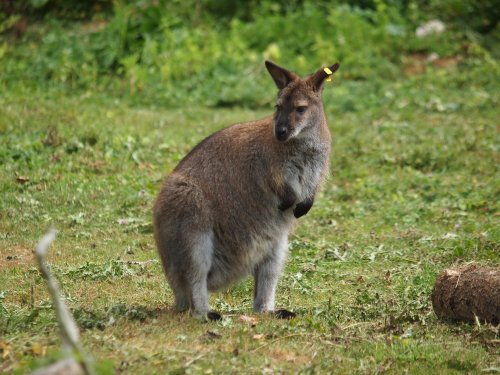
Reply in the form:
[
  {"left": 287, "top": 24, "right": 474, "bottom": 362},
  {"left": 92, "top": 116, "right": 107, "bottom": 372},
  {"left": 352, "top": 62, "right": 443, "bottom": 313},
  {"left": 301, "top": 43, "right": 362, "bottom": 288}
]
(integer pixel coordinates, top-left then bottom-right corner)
[{"left": 0, "top": 62, "right": 499, "bottom": 374}]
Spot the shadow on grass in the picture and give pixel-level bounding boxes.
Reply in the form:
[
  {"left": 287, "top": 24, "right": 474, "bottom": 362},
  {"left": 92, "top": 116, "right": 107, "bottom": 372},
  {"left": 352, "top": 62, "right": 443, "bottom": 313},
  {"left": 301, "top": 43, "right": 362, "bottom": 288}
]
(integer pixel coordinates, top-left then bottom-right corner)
[{"left": 73, "top": 303, "right": 173, "bottom": 330}]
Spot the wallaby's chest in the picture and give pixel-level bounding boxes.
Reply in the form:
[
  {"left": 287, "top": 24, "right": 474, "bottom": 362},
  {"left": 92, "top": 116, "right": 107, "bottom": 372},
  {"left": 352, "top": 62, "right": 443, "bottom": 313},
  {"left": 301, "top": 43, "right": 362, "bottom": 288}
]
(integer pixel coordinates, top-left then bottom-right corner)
[{"left": 283, "top": 147, "right": 328, "bottom": 201}]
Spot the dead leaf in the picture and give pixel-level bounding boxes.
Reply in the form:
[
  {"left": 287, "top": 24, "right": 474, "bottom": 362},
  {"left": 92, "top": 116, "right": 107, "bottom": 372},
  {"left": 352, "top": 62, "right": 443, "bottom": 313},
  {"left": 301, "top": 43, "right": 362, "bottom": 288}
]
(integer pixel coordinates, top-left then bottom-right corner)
[
  {"left": 239, "top": 315, "right": 258, "bottom": 325},
  {"left": 384, "top": 271, "right": 391, "bottom": 282},
  {"left": 206, "top": 330, "right": 221, "bottom": 339},
  {"left": 50, "top": 154, "right": 61, "bottom": 163},
  {"left": 138, "top": 163, "right": 153, "bottom": 170},
  {"left": 15, "top": 176, "right": 29, "bottom": 184},
  {"left": 31, "top": 342, "right": 47, "bottom": 357},
  {"left": 42, "top": 126, "right": 62, "bottom": 147},
  {"left": 88, "top": 160, "right": 106, "bottom": 170},
  {"left": 252, "top": 334, "right": 265, "bottom": 340},
  {"left": 0, "top": 341, "right": 12, "bottom": 360}
]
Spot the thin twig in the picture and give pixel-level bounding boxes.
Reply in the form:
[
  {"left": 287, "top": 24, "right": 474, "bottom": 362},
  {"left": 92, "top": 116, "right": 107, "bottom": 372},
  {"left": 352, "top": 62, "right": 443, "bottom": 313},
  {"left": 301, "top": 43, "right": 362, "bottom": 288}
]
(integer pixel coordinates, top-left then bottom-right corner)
[
  {"left": 454, "top": 272, "right": 462, "bottom": 289},
  {"left": 35, "top": 229, "right": 96, "bottom": 375},
  {"left": 126, "top": 260, "right": 159, "bottom": 266},
  {"left": 184, "top": 353, "right": 205, "bottom": 368}
]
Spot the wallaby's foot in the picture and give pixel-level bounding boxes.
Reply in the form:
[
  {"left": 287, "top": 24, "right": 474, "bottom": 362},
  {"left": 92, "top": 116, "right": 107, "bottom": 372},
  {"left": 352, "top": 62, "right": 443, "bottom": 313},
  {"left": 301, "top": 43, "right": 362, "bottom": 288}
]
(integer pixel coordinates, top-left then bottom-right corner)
[
  {"left": 207, "top": 311, "right": 223, "bottom": 321},
  {"left": 190, "top": 310, "right": 223, "bottom": 321},
  {"left": 274, "top": 309, "right": 296, "bottom": 319},
  {"left": 175, "top": 303, "right": 189, "bottom": 313}
]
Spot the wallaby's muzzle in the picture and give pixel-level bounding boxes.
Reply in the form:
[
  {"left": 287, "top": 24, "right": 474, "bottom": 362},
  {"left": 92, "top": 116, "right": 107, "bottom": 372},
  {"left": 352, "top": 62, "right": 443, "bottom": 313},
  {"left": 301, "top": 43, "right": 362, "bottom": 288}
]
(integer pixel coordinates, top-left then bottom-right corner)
[{"left": 275, "top": 125, "right": 289, "bottom": 141}]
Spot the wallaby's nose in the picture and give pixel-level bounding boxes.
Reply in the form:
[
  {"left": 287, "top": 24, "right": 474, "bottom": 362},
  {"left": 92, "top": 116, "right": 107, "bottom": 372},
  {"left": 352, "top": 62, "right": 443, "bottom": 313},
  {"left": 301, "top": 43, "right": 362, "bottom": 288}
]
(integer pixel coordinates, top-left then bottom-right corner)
[{"left": 275, "top": 126, "right": 288, "bottom": 141}]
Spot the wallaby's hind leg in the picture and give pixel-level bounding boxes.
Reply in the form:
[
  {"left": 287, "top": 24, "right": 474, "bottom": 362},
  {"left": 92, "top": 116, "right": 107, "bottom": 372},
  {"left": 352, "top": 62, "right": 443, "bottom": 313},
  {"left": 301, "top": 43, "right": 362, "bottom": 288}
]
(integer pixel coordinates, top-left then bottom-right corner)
[
  {"left": 186, "top": 231, "right": 223, "bottom": 321},
  {"left": 155, "top": 229, "right": 190, "bottom": 313},
  {"left": 155, "top": 219, "right": 218, "bottom": 319},
  {"left": 172, "top": 283, "right": 190, "bottom": 312},
  {"left": 253, "top": 234, "right": 294, "bottom": 319},
  {"left": 154, "top": 177, "right": 221, "bottom": 320},
  {"left": 189, "top": 266, "right": 210, "bottom": 319}
]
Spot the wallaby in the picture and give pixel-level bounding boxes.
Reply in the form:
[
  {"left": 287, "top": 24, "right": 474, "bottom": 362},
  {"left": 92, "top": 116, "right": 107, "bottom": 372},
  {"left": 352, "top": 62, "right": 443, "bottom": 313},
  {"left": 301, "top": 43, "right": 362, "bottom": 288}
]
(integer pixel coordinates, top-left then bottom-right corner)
[{"left": 153, "top": 60, "right": 339, "bottom": 320}]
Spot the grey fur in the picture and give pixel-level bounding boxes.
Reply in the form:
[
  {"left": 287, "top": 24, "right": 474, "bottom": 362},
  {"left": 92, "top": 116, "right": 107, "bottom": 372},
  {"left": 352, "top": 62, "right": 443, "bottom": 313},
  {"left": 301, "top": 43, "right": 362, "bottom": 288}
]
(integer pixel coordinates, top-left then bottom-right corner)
[{"left": 153, "top": 61, "right": 338, "bottom": 318}]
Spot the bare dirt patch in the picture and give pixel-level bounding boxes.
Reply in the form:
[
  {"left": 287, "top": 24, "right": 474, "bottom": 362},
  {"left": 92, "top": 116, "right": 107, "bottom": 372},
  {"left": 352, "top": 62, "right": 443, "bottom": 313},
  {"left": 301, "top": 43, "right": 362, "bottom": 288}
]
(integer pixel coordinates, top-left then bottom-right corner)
[{"left": 0, "top": 245, "right": 36, "bottom": 270}]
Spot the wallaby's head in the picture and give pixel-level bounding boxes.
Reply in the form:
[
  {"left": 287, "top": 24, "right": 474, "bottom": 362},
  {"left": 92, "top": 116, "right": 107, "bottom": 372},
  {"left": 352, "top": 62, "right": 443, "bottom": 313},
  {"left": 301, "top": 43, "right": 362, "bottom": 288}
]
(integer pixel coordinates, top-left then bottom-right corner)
[{"left": 265, "top": 60, "right": 340, "bottom": 142}]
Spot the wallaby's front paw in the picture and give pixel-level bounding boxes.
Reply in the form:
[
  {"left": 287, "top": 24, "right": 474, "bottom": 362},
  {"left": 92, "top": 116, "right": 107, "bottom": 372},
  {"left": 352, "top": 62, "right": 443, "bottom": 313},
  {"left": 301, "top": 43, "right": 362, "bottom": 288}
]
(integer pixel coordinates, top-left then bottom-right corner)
[
  {"left": 274, "top": 309, "right": 296, "bottom": 319},
  {"left": 278, "top": 200, "right": 294, "bottom": 211},
  {"left": 278, "top": 184, "right": 297, "bottom": 211},
  {"left": 293, "top": 197, "right": 314, "bottom": 218},
  {"left": 207, "top": 311, "right": 223, "bottom": 321}
]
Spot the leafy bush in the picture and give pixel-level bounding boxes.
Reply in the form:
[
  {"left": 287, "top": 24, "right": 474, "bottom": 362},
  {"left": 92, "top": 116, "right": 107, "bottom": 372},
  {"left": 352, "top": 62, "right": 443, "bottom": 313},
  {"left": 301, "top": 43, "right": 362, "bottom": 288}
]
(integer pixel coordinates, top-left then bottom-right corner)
[{"left": 0, "top": 0, "right": 497, "bottom": 106}]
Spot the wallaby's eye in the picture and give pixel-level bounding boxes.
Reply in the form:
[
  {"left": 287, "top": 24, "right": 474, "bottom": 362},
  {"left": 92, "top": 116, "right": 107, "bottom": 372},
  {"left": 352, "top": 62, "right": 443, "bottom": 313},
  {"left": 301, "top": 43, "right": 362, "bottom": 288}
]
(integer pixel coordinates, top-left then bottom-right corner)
[{"left": 295, "top": 106, "right": 307, "bottom": 114}]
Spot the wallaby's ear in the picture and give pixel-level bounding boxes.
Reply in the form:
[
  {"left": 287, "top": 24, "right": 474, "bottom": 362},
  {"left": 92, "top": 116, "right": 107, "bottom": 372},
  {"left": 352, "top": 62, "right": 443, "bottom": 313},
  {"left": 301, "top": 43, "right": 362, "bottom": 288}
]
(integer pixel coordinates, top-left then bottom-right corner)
[
  {"left": 265, "top": 60, "right": 299, "bottom": 90},
  {"left": 309, "top": 62, "right": 340, "bottom": 92}
]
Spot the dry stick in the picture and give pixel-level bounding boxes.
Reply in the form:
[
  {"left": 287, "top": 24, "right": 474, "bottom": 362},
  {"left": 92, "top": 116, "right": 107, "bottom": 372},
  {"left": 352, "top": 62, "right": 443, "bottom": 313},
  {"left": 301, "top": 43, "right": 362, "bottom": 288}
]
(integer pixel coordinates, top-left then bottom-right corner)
[
  {"left": 35, "top": 229, "right": 96, "bottom": 375},
  {"left": 184, "top": 353, "right": 206, "bottom": 368},
  {"left": 127, "top": 260, "right": 158, "bottom": 266}
]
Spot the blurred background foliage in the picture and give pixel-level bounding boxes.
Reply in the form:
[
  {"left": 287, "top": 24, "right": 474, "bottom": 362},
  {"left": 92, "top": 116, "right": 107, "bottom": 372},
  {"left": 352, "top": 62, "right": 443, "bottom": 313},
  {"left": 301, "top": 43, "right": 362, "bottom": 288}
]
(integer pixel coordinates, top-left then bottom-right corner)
[{"left": 0, "top": 0, "right": 498, "bottom": 107}]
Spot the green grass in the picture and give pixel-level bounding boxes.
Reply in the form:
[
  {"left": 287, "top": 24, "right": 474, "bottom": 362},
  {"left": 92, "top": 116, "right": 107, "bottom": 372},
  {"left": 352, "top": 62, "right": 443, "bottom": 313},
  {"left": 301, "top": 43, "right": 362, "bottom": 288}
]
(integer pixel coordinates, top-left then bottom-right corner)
[{"left": 0, "top": 61, "right": 499, "bottom": 373}]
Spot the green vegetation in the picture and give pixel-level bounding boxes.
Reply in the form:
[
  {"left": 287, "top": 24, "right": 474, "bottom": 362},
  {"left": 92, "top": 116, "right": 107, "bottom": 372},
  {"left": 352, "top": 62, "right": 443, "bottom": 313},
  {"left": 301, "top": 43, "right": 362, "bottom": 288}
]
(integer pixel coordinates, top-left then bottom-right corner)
[{"left": 1, "top": 1, "right": 499, "bottom": 373}]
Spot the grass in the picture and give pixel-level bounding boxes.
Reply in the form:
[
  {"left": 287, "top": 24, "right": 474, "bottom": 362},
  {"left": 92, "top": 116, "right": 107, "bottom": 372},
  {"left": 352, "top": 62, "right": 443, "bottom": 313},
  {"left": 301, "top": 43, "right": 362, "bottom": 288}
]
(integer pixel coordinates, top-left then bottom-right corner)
[{"left": 0, "top": 60, "right": 499, "bottom": 373}]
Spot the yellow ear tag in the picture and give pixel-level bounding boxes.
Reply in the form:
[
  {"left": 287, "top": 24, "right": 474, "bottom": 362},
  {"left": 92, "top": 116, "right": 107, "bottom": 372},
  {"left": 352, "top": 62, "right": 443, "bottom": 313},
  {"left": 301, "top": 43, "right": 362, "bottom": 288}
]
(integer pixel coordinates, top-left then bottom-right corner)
[{"left": 324, "top": 67, "right": 333, "bottom": 82}]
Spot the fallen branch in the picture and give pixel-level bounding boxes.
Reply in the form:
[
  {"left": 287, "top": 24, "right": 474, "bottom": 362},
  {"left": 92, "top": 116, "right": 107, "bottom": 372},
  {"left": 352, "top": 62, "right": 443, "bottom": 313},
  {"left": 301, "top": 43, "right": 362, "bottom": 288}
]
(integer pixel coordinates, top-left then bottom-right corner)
[{"left": 33, "top": 229, "right": 96, "bottom": 375}]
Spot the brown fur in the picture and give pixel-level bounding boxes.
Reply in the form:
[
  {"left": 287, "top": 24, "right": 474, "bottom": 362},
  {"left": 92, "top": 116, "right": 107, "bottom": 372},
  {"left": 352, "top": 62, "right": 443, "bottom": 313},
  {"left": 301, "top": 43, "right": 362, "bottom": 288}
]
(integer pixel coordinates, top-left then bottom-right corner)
[{"left": 153, "top": 60, "right": 339, "bottom": 319}]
